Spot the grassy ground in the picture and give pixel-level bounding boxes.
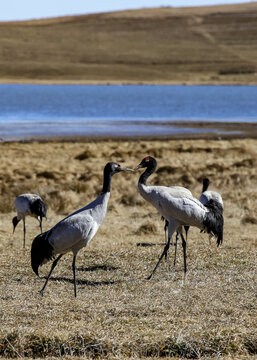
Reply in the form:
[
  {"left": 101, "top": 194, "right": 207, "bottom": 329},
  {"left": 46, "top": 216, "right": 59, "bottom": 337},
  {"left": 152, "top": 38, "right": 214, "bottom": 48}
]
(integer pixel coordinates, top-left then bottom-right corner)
[
  {"left": 0, "top": 3, "right": 257, "bottom": 84},
  {"left": 0, "top": 138, "right": 256, "bottom": 359}
]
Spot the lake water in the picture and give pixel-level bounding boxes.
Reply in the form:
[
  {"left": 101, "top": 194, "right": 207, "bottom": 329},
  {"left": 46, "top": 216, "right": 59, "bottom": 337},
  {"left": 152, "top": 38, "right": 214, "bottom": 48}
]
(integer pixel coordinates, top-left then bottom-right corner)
[{"left": 0, "top": 84, "right": 256, "bottom": 140}]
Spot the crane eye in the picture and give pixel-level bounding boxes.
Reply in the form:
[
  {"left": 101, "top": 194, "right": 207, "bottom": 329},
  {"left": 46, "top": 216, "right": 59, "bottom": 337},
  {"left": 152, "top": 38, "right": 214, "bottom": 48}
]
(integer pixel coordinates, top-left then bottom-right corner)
[{"left": 114, "top": 163, "right": 121, "bottom": 170}]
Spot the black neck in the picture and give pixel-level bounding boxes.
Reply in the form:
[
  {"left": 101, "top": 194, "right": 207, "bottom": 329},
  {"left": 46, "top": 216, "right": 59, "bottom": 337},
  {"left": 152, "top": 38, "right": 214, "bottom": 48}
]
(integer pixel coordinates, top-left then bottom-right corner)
[
  {"left": 139, "top": 160, "right": 157, "bottom": 185},
  {"left": 102, "top": 169, "right": 112, "bottom": 193},
  {"left": 202, "top": 178, "right": 210, "bottom": 192}
]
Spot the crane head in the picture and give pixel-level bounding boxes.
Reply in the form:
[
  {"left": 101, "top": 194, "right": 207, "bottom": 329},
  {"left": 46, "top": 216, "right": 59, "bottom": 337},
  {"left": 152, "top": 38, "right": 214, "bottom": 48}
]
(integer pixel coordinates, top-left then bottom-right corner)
[
  {"left": 12, "top": 216, "right": 20, "bottom": 233},
  {"left": 105, "top": 162, "right": 134, "bottom": 175},
  {"left": 134, "top": 156, "right": 156, "bottom": 170}
]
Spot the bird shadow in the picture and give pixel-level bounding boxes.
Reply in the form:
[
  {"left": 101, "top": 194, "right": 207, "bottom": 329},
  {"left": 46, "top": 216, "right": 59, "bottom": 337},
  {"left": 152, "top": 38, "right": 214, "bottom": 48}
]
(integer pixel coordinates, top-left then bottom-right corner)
[
  {"left": 41, "top": 263, "right": 121, "bottom": 287},
  {"left": 136, "top": 242, "right": 165, "bottom": 247},
  {"left": 137, "top": 242, "right": 157, "bottom": 247},
  {"left": 44, "top": 276, "right": 121, "bottom": 287},
  {"left": 77, "top": 264, "right": 119, "bottom": 272}
]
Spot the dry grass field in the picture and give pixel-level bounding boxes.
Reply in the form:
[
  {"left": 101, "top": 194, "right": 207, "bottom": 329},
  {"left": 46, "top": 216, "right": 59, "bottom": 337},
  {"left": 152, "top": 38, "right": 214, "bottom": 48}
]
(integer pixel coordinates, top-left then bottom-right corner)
[
  {"left": 0, "top": 2, "right": 257, "bottom": 84},
  {"left": 0, "top": 137, "right": 256, "bottom": 359}
]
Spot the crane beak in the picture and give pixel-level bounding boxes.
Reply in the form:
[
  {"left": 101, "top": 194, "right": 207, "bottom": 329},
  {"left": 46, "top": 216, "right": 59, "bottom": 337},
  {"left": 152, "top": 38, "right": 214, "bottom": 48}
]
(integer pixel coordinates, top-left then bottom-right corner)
[
  {"left": 134, "top": 163, "right": 143, "bottom": 171},
  {"left": 120, "top": 167, "right": 134, "bottom": 172}
]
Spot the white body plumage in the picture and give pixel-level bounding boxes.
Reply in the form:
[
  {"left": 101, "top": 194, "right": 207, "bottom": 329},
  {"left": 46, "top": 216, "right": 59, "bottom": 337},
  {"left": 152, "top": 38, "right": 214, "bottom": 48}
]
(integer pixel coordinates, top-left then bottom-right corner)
[
  {"left": 46, "top": 192, "right": 110, "bottom": 258},
  {"left": 200, "top": 190, "right": 224, "bottom": 209},
  {"left": 138, "top": 182, "right": 207, "bottom": 233}
]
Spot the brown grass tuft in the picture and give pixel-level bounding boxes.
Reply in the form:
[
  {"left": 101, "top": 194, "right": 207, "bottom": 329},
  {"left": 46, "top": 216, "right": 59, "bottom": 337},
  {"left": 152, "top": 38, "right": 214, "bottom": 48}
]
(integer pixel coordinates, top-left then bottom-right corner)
[
  {"left": 37, "top": 171, "right": 57, "bottom": 180},
  {"left": 0, "top": 331, "right": 256, "bottom": 358},
  {"left": 241, "top": 215, "right": 257, "bottom": 225},
  {"left": 135, "top": 222, "right": 158, "bottom": 235},
  {"left": 156, "top": 165, "right": 180, "bottom": 175},
  {"left": 0, "top": 332, "right": 113, "bottom": 358},
  {"left": 75, "top": 149, "right": 95, "bottom": 161}
]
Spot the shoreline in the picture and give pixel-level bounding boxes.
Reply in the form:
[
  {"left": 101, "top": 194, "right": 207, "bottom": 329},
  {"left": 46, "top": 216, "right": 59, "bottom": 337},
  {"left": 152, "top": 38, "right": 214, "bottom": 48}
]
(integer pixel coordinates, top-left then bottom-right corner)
[
  {"left": 1, "top": 132, "right": 256, "bottom": 144},
  {"left": 1, "top": 79, "right": 257, "bottom": 86},
  {"left": 1, "top": 121, "right": 257, "bottom": 143}
]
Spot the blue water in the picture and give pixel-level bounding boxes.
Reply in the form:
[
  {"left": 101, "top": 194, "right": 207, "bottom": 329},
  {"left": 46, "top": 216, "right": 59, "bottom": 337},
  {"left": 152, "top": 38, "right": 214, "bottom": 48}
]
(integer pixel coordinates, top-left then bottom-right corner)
[{"left": 0, "top": 84, "right": 256, "bottom": 139}]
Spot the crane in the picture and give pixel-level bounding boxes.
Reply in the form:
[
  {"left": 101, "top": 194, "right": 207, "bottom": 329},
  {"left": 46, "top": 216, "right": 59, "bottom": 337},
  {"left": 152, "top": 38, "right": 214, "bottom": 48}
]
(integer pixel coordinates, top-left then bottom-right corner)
[
  {"left": 135, "top": 156, "right": 224, "bottom": 280},
  {"left": 13, "top": 194, "right": 47, "bottom": 248},
  {"left": 184, "top": 177, "right": 224, "bottom": 246},
  {"left": 161, "top": 186, "right": 192, "bottom": 265},
  {"left": 199, "top": 178, "right": 224, "bottom": 210},
  {"left": 31, "top": 162, "right": 133, "bottom": 297}
]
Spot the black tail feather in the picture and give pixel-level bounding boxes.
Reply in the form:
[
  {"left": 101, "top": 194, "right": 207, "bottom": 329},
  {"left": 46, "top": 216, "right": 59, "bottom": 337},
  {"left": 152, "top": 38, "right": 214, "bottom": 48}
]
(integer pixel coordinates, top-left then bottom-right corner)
[
  {"left": 31, "top": 199, "right": 47, "bottom": 218},
  {"left": 31, "top": 231, "right": 54, "bottom": 276},
  {"left": 203, "top": 199, "right": 224, "bottom": 246}
]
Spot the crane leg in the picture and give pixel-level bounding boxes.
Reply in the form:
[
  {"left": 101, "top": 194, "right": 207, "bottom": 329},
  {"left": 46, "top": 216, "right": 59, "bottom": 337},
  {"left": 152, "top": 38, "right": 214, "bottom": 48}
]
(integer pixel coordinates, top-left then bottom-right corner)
[
  {"left": 181, "top": 233, "right": 187, "bottom": 275},
  {"left": 23, "top": 219, "right": 26, "bottom": 248},
  {"left": 184, "top": 225, "right": 190, "bottom": 241},
  {"left": 39, "top": 217, "right": 43, "bottom": 233},
  {"left": 164, "top": 220, "right": 169, "bottom": 262},
  {"left": 72, "top": 255, "right": 77, "bottom": 298},
  {"left": 40, "top": 254, "right": 63, "bottom": 296},
  {"left": 147, "top": 236, "right": 171, "bottom": 280},
  {"left": 174, "top": 232, "right": 179, "bottom": 267}
]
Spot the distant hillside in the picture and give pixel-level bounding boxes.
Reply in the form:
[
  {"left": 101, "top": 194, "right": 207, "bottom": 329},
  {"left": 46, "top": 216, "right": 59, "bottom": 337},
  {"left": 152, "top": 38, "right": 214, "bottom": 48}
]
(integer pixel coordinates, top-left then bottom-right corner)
[{"left": 0, "top": 2, "right": 257, "bottom": 84}]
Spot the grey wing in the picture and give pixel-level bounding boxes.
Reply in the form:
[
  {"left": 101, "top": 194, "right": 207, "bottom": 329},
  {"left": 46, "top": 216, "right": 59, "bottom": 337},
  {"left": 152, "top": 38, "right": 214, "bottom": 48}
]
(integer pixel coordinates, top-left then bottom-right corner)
[
  {"left": 14, "top": 196, "right": 31, "bottom": 215},
  {"left": 158, "top": 193, "right": 206, "bottom": 227},
  {"left": 49, "top": 214, "right": 98, "bottom": 254}
]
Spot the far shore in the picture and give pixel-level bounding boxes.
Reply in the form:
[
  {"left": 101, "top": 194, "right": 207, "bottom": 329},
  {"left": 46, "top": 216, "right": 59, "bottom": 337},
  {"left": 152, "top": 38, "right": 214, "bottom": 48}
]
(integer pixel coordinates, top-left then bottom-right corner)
[{"left": 1, "top": 3, "right": 257, "bottom": 87}]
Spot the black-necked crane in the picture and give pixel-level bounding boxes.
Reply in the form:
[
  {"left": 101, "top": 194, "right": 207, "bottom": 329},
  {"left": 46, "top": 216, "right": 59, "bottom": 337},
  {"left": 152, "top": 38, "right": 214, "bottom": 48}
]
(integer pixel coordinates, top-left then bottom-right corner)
[
  {"left": 200, "top": 178, "right": 224, "bottom": 210},
  {"left": 135, "top": 156, "right": 223, "bottom": 280},
  {"left": 13, "top": 194, "right": 47, "bottom": 248},
  {"left": 184, "top": 177, "right": 224, "bottom": 245},
  {"left": 31, "top": 162, "right": 133, "bottom": 297},
  {"left": 161, "top": 186, "right": 193, "bottom": 265}
]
